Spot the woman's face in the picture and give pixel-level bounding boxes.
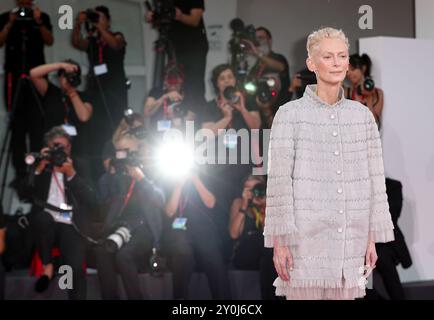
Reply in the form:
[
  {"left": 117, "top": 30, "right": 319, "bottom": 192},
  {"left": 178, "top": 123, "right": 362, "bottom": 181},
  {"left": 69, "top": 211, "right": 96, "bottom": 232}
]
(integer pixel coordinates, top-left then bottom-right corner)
[
  {"left": 307, "top": 38, "right": 349, "bottom": 86},
  {"left": 346, "top": 65, "right": 364, "bottom": 85},
  {"left": 217, "top": 69, "right": 236, "bottom": 95}
]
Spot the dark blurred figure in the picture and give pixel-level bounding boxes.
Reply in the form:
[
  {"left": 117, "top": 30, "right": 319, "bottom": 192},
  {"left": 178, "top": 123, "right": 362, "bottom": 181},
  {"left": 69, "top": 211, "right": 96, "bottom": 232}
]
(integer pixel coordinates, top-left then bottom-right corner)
[
  {"left": 0, "top": 205, "right": 5, "bottom": 300},
  {"left": 288, "top": 68, "right": 317, "bottom": 100},
  {"left": 72, "top": 5, "right": 128, "bottom": 180},
  {"left": 373, "top": 178, "right": 412, "bottom": 300},
  {"left": 94, "top": 135, "right": 165, "bottom": 299},
  {"left": 229, "top": 175, "right": 277, "bottom": 300},
  {"left": 145, "top": 0, "right": 209, "bottom": 109},
  {"left": 0, "top": 0, "right": 53, "bottom": 191},
  {"left": 29, "top": 126, "right": 98, "bottom": 300}
]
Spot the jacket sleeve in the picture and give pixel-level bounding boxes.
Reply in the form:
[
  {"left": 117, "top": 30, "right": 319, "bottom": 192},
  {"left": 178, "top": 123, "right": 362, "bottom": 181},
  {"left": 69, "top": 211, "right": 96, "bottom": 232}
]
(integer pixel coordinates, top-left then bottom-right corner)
[
  {"left": 263, "top": 107, "right": 298, "bottom": 248},
  {"left": 66, "top": 174, "right": 99, "bottom": 218},
  {"left": 366, "top": 111, "right": 395, "bottom": 243}
]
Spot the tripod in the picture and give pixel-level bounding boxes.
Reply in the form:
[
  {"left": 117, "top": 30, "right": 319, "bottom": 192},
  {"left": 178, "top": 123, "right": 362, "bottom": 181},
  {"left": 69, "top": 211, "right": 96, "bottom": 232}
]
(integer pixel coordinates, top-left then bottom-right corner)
[{"left": 0, "top": 25, "right": 46, "bottom": 206}]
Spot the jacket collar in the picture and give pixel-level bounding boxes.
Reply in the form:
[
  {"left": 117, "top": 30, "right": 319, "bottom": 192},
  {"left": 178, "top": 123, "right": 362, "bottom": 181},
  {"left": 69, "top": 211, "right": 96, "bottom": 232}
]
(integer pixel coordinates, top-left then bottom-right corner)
[{"left": 303, "top": 84, "right": 345, "bottom": 108}]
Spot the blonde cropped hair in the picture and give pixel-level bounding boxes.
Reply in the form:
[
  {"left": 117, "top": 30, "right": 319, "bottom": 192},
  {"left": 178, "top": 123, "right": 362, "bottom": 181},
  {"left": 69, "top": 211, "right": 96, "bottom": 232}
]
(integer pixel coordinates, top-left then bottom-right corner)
[{"left": 306, "top": 27, "right": 349, "bottom": 58}]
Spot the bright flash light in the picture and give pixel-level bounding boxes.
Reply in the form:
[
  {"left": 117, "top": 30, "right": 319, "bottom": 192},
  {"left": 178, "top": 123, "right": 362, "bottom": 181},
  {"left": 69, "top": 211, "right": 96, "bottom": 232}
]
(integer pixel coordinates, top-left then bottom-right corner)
[
  {"left": 157, "top": 140, "right": 194, "bottom": 178},
  {"left": 266, "top": 78, "right": 276, "bottom": 87},
  {"left": 244, "top": 82, "right": 257, "bottom": 93}
]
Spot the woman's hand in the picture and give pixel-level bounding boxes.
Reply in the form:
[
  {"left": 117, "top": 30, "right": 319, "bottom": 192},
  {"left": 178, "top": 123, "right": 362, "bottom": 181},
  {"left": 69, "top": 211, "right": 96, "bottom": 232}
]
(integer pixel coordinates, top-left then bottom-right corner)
[
  {"left": 220, "top": 102, "right": 233, "bottom": 120},
  {"left": 232, "top": 92, "right": 247, "bottom": 113},
  {"left": 365, "top": 238, "right": 378, "bottom": 269},
  {"left": 241, "top": 187, "right": 252, "bottom": 210},
  {"left": 273, "top": 245, "right": 293, "bottom": 282}
]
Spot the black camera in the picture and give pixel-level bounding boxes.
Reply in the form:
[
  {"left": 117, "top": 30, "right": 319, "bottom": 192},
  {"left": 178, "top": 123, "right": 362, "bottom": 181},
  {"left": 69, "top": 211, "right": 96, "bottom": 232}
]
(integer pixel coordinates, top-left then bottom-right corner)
[
  {"left": 251, "top": 183, "right": 266, "bottom": 198},
  {"left": 357, "top": 77, "right": 375, "bottom": 95},
  {"left": 229, "top": 18, "right": 258, "bottom": 80},
  {"left": 58, "top": 60, "right": 82, "bottom": 88},
  {"left": 149, "top": 247, "right": 164, "bottom": 277},
  {"left": 13, "top": 7, "right": 34, "bottom": 21},
  {"left": 85, "top": 9, "right": 100, "bottom": 24},
  {"left": 124, "top": 109, "right": 147, "bottom": 139},
  {"left": 110, "top": 149, "right": 143, "bottom": 175},
  {"left": 25, "top": 143, "right": 68, "bottom": 167},
  {"left": 223, "top": 86, "right": 240, "bottom": 104},
  {"left": 145, "top": 0, "right": 176, "bottom": 29},
  {"left": 105, "top": 224, "right": 132, "bottom": 253}
]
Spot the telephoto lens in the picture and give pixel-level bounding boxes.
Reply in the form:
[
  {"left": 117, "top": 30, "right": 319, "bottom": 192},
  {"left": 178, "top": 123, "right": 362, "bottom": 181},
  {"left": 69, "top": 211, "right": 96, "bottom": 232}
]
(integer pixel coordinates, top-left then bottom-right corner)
[{"left": 105, "top": 226, "right": 132, "bottom": 253}]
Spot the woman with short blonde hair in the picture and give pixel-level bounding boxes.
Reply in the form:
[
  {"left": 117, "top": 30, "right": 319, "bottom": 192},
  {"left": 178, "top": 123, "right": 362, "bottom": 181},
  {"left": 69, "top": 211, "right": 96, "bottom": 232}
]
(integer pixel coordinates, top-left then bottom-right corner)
[{"left": 264, "top": 27, "right": 394, "bottom": 300}]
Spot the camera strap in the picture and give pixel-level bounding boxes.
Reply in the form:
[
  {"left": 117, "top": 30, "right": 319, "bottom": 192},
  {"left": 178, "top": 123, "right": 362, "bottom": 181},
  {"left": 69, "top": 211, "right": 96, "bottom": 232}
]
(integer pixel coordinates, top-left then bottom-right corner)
[
  {"left": 122, "top": 179, "right": 136, "bottom": 208},
  {"left": 61, "top": 94, "right": 70, "bottom": 124}
]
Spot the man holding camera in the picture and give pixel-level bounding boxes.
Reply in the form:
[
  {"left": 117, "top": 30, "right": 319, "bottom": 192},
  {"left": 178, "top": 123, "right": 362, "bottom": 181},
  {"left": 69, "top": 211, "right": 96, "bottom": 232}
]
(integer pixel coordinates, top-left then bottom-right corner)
[
  {"left": 243, "top": 27, "right": 290, "bottom": 115},
  {"left": 29, "top": 61, "right": 93, "bottom": 156},
  {"left": 72, "top": 6, "right": 127, "bottom": 142},
  {"left": 29, "top": 126, "right": 97, "bottom": 300},
  {"left": 94, "top": 135, "right": 165, "bottom": 299},
  {"left": 0, "top": 0, "right": 54, "bottom": 192},
  {"left": 145, "top": 0, "right": 209, "bottom": 110}
]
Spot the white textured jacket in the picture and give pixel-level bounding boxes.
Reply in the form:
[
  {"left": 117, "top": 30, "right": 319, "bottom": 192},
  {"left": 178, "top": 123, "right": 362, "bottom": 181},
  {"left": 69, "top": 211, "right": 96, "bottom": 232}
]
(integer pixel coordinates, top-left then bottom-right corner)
[{"left": 264, "top": 85, "right": 395, "bottom": 297}]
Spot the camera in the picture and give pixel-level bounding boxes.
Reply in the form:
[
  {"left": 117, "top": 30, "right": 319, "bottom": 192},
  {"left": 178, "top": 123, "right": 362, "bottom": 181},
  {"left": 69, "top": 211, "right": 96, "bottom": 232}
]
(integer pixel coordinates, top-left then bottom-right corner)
[
  {"left": 223, "top": 86, "right": 240, "bottom": 104},
  {"left": 104, "top": 225, "right": 132, "bottom": 253},
  {"left": 145, "top": 0, "right": 176, "bottom": 29},
  {"left": 25, "top": 143, "right": 68, "bottom": 167},
  {"left": 110, "top": 149, "right": 143, "bottom": 174},
  {"left": 58, "top": 60, "right": 82, "bottom": 88},
  {"left": 251, "top": 183, "right": 266, "bottom": 198},
  {"left": 229, "top": 18, "right": 258, "bottom": 79},
  {"left": 13, "top": 7, "right": 34, "bottom": 21},
  {"left": 149, "top": 247, "right": 164, "bottom": 277},
  {"left": 124, "top": 109, "right": 147, "bottom": 139},
  {"left": 243, "top": 74, "right": 280, "bottom": 104},
  {"left": 85, "top": 9, "right": 100, "bottom": 24},
  {"left": 357, "top": 77, "right": 375, "bottom": 95}
]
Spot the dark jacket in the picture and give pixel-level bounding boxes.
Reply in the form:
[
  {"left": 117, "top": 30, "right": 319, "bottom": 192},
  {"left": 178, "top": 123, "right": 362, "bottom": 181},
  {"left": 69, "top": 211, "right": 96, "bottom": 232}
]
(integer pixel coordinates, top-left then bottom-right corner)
[
  {"left": 97, "top": 173, "right": 165, "bottom": 248},
  {"left": 29, "top": 158, "right": 98, "bottom": 232},
  {"left": 383, "top": 178, "right": 412, "bottom": 269}
]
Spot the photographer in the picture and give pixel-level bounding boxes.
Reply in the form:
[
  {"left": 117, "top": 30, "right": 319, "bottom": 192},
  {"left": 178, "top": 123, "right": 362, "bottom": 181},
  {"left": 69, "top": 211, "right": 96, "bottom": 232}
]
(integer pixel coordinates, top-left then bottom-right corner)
[
  {"left": 163, "top": 166, "right": 231, "bottom": 300},
  {"left": 243, "top": 27, "right": 290, "bottom": 114},
  {"left": 94, "top": 135, "right": 165, "bottom": 299},
  {"left": 345, "top": 53, "right": 384, "bottom": 127},
  {"left": 29, "top": 61, "right": 93, "bottom": 155},
  {"left": 29, "top": 126, "right": 98, "bottom": 300},
  {"left": 145, "top": 0, "right": 209, "bottom": 107},
  {"left": 0, "top": 0, "right": 53, "bottom": 190},
  {"left": 0, "top": 205, "right": 5, "bottom": 300},
  {"left": 229, "top": 175, "right": 277, "bottom": 300},
  {"left": 200, "top": 64, "right": 261, "bottom": 134},
  {"left": 72, "top": 5, "right": 127, "bottom": 157}
]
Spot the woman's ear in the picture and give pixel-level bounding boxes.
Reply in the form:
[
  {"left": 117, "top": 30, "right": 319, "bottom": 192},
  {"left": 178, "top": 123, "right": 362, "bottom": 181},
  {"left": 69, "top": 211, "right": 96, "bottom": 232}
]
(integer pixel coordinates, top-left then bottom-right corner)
[{"left": 306, "top": 57, "right": 316, "bottom": 73}]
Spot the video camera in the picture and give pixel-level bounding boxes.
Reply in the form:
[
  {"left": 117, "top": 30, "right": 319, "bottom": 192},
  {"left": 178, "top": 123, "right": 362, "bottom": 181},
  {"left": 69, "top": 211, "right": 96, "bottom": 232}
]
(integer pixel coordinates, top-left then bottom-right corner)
[
  {"left": 85, "top": 9, "right": 100, "bottom": 24},
  {"left": 145, "top": 0, "right": 176, "bottom": 31},
  {"left": 25, "top": 143, "right": 68, "bottom": 168},
  {"left": 229, "top": 18, "right": 258, "bottom": 80}
]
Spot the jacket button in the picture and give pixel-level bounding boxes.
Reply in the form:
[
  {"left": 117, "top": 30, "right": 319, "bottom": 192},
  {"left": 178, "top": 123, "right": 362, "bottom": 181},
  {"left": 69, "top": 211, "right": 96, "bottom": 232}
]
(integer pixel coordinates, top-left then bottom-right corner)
[
  {"left": 336, "top": 170, "right": 342, "bottom": 175},
  {"left": 330, "top": 114, "right": 336, "bottom": 120},
  {"left": 334, "top": 150, "right": 340, "bottom": 156},
  {"left": 339, "top": 209, "right": 344, "bottom": 214},
  {"left": 337, "top": 188, "right": 343, "bottom": 194},
  {"left": 338, "top": 228, "right": 343, "bottom": 233},
  {"left": 332, "top": 131, "right": 338, "bottom": 137}
]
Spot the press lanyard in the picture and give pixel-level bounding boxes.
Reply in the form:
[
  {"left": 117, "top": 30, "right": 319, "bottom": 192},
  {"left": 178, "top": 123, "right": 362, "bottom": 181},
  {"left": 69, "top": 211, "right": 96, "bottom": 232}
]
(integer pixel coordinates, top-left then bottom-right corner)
[{"left": 124, "top": 179, "right": 136, "bottom": 206}]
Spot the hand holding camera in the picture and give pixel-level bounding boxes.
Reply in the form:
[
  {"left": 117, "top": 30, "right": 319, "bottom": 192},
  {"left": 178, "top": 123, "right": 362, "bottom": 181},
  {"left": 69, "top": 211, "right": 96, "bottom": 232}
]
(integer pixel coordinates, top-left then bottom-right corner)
[{"left": 241, "top": 187, "right": 253, "bottom": 210}]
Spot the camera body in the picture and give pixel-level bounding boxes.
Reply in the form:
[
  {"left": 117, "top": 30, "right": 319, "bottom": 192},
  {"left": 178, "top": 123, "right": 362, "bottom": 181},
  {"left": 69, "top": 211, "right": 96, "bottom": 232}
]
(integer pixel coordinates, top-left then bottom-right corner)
[
  {"left": 85, "top": 9, "right": 100, "bottom": 24},
  {"left": 146, "top": 0, "right": 176, "bottom": 28},
  {"left": 110, "top": 149, "right": 143, "bottom": 175},
  {"left": 58, "top": 60, "right": 82, "bottom": 88},
  {"left": 14, "top": 7, "right": 34, "bottom": 21},
  {"left": 357, "top": 77, "right": 375, "bottom": 95}
]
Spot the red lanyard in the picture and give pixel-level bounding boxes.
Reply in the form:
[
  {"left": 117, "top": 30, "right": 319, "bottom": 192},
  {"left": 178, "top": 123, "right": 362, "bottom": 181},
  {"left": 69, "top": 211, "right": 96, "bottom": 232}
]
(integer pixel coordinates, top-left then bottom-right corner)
[
  {"left": 98, "top": 39, "right": 106, "bottom": 64},
  {"left": 62, "top": 94, "right": 70, "bottom": 124},
  {"left": 52, "top": 172, "right": 66, "bottom": 201},
  {"left": 124, "top": 179, "right": 136, "bottom": 206}
]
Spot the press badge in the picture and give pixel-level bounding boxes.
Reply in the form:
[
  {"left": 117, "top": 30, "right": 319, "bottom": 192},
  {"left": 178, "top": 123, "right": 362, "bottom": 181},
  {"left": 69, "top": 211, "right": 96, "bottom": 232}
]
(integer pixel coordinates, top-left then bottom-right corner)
[
  {"left": 157, "top": 120, "right": 172, "bottom": 132},
  {"left": 223, "top": 133, "right": 238, "bottom": 149},
  {"left": 62, "top": 124, "right": 77, "bottom": 136},
  {"left": 51, "top": 203, "right": 73, "bottom": 225},
  {"left": 172, "top": 217, "right": 187, "bottom": 230},
  {"left": 94, "top": 64, "right": 108, "bottom": 76}
]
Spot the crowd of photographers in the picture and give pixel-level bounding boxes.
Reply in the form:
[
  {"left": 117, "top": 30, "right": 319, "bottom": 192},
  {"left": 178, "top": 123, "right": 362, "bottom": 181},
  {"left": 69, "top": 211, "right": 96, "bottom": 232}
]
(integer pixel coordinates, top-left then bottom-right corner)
[{"left": 0, "top": 0, "right": 402, "bottom": 300}]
